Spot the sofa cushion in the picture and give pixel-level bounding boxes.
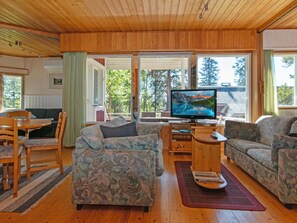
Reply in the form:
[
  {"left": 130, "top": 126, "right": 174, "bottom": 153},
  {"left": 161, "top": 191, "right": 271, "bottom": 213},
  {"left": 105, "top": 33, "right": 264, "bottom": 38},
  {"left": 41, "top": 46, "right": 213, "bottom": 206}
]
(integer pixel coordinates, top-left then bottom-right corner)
[
  {"left": 107, "top": 115, "right": 127, "bottom": 127},
  {"left": 246, "top": 149, "right": 274, "bottom": 172},
  {"left": 79, "top": 116, "right": 130, "bottom": 149},
  {"left": 80, "top": 124, "right": 104, "bottom": 149},
  {"left": 136, "top": 123, "right": 163, "bottom": 137},
  {"left": 227, "top": 139, "right": 271, "bottom": 154},
  {"left": 45, "top": 108, "right": 62, "bottom": 121},
  {"left": 224, "top": 120, "right": 259, "bottom": 141},
  {"left": 100, "top": 122, "right": 138, "bottom": 138},
  {"left": 25, "top": 108, "right": 47, "bottom": 119},
  {"left": 257, "top": 117, "right": 297, "bottom": 146},
  {"left": 288, "top": 120, "right": 297, "bottom": 137}
]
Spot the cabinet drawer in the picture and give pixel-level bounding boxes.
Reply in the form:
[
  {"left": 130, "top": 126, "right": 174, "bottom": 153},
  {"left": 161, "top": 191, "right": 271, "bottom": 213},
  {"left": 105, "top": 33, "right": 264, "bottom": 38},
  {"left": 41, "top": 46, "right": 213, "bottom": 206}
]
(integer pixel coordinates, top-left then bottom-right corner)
[{"left": 171, "top": 140, "right": 192, "bottom": 152}]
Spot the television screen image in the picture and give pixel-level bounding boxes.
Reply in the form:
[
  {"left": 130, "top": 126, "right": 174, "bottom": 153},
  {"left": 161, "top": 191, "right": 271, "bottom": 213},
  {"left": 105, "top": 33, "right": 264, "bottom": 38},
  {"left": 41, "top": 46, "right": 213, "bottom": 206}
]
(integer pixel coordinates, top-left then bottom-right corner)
[{"left": 171, "top": 89, "right": 217, "bottom": 121}]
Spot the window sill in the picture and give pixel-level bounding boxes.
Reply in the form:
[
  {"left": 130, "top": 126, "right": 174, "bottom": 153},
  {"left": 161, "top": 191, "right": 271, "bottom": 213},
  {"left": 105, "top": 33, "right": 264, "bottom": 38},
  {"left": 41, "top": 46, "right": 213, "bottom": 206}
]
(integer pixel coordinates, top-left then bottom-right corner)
[{"left": 278, "top": 106, "right": 297, "bottom": 110}]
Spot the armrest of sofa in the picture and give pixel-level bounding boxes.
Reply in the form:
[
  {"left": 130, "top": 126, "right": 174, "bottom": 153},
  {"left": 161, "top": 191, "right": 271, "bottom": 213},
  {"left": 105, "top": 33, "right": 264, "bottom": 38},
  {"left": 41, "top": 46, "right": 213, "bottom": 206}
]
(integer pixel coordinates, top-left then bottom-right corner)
[
  {"left": 224, "top": 120, "right": 259, "bottom": 141},
  {"left": 102, "top": 134, "right": 164, "bottom": 176},
  {"left": 72, "top": 146, "right": 156, "bottom": 207},
  {"left": 277, "top": 149, "right": 297, "bottom": 204},
  {"left": 271, "top": 134, "right": 297, "bottom": 169},
  {"left": 136, "top": 123, "right": 162, "bottom": 138}
]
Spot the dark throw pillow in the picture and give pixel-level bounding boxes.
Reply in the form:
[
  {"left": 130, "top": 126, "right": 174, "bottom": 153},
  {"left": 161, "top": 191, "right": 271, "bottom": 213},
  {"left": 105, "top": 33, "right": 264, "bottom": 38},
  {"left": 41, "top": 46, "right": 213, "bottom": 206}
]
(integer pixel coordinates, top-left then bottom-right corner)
[
  {"left": 100, "top": 122, "right": 138, "bottom": 138},
  {"left": 288, "top": 120, "right": 297, "bottom": 137}
]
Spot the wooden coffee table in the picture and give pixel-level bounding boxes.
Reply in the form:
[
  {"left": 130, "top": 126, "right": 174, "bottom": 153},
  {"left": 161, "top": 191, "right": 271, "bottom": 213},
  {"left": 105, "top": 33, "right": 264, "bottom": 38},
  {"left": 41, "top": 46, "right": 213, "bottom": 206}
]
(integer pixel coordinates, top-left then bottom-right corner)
[{"left": 191, "top": 126, "right": 227, "bottom": 189}]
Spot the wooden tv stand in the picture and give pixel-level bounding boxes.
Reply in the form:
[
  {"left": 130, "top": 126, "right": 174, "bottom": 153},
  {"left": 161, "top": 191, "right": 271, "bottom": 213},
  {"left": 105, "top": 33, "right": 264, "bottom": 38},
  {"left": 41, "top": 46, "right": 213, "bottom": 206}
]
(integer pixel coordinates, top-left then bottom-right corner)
[
  {"left": 168, "top": 120, "right": 219, "bottom": 153},
  {"left": 191, "top": 126, "right": 227, "bottom": 189}
]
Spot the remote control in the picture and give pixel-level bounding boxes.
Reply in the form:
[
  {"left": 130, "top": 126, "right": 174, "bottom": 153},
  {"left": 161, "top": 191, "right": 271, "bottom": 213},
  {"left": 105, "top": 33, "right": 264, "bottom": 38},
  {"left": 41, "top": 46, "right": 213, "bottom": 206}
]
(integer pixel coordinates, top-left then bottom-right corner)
[{"left": 211, "top": 131, "right": 218, "bottom": 139}]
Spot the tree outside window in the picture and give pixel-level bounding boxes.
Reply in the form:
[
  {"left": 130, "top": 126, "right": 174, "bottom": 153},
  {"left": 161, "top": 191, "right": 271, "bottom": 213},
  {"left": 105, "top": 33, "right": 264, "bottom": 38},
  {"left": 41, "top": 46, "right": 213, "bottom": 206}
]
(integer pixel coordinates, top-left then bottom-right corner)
[
  {"left": 2, "top": 75, "right": 22, "bottom": 110},
  {"left": 274, "top": 55, "right": 296, "bottom": 106},
  {"left": 105, "top": 69, "right": 131, "bottom": 119}
]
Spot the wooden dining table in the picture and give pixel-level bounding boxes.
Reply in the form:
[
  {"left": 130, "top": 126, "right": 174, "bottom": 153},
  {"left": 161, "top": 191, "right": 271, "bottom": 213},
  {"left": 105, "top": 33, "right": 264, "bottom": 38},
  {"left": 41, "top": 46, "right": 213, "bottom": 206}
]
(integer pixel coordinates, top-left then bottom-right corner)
[
  {"left": 1, "top": 118, "right": 52, "bottom": 190},
  {"left": 17, "top": 118, "right": 52, "bottom": 130}
]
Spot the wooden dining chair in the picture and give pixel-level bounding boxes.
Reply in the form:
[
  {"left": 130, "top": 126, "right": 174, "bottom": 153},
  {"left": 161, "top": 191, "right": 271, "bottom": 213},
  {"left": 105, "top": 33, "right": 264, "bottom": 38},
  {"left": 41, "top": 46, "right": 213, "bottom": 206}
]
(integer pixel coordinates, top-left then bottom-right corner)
[
  {"left": 25, "top": 112, "right": 67, "bottom": 180},
  {"left": 7, "top": 110, "right": 32, "bottom": 144},
  {"left": 0, "top": 117, "right": 23, "bottom": 197}
]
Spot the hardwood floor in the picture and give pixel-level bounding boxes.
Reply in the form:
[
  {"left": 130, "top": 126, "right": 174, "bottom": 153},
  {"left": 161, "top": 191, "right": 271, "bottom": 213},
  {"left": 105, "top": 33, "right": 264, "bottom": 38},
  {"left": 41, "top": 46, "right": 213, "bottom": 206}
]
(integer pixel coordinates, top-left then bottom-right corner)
[{"left": 1, "top": 148, "right": 297, "bottom": 223}]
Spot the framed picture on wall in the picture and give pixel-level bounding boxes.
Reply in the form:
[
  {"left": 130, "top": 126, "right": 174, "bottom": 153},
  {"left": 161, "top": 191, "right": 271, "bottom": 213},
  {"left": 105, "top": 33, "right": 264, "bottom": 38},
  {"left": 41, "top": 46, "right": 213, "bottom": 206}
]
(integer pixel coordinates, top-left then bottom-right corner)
[{"left": 49, "top": 73, "right": 63, "bottom": 89}]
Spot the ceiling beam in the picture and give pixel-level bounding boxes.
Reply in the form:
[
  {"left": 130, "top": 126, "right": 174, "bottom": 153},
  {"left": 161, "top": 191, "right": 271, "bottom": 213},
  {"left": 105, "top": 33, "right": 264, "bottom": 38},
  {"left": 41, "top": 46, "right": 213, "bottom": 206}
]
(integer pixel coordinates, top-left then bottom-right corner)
[
  {"left": 0, "top": 22, "right": 60, "bottom": 39},
  {"left": 257, "top": 1, "right": 297, "bottom": 33}
]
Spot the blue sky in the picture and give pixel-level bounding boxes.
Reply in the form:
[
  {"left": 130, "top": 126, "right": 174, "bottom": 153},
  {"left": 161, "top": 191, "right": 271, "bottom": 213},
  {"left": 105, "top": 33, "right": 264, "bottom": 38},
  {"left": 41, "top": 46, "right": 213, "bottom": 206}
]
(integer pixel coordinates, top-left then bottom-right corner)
[{"left": 274, "top": 56, "right": 294, "bottom": 86}]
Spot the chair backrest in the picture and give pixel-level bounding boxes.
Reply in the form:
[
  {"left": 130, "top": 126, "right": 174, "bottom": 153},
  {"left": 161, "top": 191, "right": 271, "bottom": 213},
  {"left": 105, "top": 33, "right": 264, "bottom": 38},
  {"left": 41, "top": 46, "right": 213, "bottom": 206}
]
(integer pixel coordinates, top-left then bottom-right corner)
[
  {"left": 0, "top": 117, "right": 18, "bottom": 160},
  {"left": 55, "top": 112, "right": 67, "bottom": 144},
  {"left": 7, "top": 110, "right": 31, "bottom": 120}
]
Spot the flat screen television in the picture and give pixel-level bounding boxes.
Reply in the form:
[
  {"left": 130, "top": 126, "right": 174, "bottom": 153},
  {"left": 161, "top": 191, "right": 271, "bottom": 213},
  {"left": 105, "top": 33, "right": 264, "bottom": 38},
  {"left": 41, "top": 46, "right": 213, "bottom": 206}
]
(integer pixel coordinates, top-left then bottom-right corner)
[{"left": 170, "top": 89, "right": 217, "bottom": 122}]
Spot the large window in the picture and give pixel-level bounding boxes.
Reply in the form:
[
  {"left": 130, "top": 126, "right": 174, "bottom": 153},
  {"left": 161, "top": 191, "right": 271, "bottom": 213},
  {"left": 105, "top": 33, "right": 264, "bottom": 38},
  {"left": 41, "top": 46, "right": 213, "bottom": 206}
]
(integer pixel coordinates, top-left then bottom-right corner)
[
  {"left": 139, "top": 55, "right": 190, "bottom": 117},
  {"left": 274, "top": 54, "right": 297, "bottom": 106},
  {"left": 1, "top": 74, "right": 23, "bottom": 111},
  {"left": 197, "top": 55, "right": 250, "bottom": 121}
]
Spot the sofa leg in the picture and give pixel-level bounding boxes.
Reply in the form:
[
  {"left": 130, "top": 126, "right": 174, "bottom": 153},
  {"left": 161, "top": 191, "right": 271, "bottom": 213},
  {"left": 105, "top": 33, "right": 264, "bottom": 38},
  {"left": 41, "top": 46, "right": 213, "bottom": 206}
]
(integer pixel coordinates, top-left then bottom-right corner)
[
  {"left": 144, "top": 206, "right": 149, "bottom": 212},
  {"left": 76, "top": 204, "right": 83, "bottom": 210},
  {"left": 284, "top": 204, "right": 292, "bottom": 209}
]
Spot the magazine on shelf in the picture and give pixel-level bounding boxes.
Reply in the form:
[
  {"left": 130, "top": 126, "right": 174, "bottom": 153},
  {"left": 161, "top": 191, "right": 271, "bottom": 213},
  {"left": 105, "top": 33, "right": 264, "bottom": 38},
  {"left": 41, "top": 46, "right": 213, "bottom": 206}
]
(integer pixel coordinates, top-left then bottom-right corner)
[
  {"left": 193, "top": 171, "right": 218, "bottom": 177},
  {"left": 192, "top": 171, "right": 224, "bottom": 183},
  {"left": 195, "top": 176, "right": 224, "bottom": 183}
]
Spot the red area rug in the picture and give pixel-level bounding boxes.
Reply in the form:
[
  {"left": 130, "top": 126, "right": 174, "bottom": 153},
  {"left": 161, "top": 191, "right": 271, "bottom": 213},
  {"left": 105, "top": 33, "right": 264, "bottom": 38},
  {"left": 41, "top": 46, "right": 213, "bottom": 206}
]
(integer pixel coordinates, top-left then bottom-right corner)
[{"left": 174, "top": 161, "right": 266, "bottom": 211}]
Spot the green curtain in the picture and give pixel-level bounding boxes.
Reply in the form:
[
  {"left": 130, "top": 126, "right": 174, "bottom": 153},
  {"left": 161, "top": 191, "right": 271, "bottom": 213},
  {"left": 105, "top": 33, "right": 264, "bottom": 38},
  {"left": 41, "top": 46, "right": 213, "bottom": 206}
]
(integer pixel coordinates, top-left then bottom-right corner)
[
  {"left": 62, "top": 52, "right": 87, "bottom": 147},
  {"left": 263, "top": 50, "right": 279, "bottom": 116}
]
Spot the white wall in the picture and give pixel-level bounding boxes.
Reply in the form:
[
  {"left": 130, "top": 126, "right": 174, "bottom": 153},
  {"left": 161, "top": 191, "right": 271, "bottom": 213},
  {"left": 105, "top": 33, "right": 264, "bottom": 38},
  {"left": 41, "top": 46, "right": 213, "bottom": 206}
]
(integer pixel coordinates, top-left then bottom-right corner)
[
  {"left": 24, "top": 58, "right": 62, "bottom": 95},
  {"left": 263, "top": 29, "right": 297, "bottom": 50},
  {"left": 24, "top": 58, "right": 63, "bottom": 108},
  {"left": 0, "top": 55, "right": 25, "bottom": 67}
]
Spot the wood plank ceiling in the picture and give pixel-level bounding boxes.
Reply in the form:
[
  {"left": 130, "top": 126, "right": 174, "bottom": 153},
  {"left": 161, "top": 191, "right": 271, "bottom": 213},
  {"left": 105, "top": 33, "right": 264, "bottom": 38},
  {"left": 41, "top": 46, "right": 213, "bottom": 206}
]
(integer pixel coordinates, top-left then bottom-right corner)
[{"left": 0, "top": 0, "right": 296, "bottom": 57}]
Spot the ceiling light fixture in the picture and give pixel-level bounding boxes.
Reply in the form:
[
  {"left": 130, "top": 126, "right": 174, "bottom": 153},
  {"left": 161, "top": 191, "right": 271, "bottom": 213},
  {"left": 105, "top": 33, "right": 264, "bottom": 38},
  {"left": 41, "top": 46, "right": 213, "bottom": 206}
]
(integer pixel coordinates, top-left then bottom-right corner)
[
  {"left": 15, "top": 40, "right": 23, "bottom": 46},
  {"left": 0, "top": 37, "right": 40, "bottom": 55},
  {"left": 199, "top": 0, "right": 211, "bottom": 20}
]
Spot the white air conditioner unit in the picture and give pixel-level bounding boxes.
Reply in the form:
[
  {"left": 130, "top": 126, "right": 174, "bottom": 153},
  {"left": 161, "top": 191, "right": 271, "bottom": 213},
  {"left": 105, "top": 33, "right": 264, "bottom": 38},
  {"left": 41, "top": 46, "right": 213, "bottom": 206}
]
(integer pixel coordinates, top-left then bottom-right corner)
[{"left": 43, "top": 59, "right": 63, "bottom": 71}]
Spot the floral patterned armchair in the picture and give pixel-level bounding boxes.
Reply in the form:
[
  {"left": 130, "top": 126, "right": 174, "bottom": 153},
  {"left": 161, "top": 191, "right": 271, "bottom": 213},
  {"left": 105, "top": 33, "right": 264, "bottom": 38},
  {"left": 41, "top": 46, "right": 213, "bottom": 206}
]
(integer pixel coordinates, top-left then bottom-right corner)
[{"left": 72, "top": 117, "right": 164, "bottom": 212}]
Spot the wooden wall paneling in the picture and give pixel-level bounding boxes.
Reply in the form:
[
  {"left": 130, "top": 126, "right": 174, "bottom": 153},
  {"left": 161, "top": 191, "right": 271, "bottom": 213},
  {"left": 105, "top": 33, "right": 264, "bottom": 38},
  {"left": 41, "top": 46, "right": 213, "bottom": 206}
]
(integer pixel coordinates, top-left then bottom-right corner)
[{"left": 60, "top": 30, "right": 257, "bottom": 53}]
